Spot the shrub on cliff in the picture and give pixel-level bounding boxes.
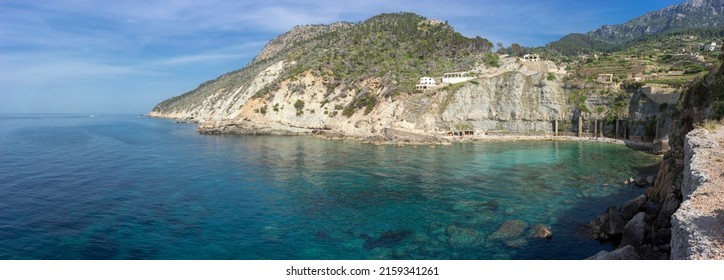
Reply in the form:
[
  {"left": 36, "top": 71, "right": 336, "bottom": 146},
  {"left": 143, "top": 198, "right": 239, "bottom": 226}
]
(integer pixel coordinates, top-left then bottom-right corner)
[{"left": 294, "top": 99, "right": 305, "bottom": 116}]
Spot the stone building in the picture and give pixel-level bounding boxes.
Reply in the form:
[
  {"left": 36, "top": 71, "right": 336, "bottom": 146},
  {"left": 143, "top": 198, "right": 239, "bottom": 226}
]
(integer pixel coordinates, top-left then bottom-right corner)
[{"left": 597, "top": 73, "right": 613, "bottom": 83}]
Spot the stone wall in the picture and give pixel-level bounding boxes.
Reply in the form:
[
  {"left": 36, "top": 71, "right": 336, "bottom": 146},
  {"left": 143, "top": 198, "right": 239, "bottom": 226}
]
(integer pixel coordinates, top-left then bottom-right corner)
[{"left": 671, "top": 127, "right": 724, "bottom": 259}]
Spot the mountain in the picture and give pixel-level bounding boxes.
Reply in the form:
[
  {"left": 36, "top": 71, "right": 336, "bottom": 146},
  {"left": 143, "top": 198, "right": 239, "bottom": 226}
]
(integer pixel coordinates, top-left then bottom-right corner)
[
  {"left": 588, "top": 0, "right": 724, "bottom": 44},
  {"left": 548, "top": 0, "right": 724, "bottom": 54},
  {"left": 150, "top": 13, "right": 569, "bottom": 140}
]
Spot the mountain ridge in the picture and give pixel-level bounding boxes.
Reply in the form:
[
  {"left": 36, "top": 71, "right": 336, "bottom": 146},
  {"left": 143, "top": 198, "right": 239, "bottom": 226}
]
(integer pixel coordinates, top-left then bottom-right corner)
[
  {"left": 547, "top": 0, "right": 724, "bottom": 54},
  {"left": 588, "top": 0, "right": 724, "bottom": 43}
]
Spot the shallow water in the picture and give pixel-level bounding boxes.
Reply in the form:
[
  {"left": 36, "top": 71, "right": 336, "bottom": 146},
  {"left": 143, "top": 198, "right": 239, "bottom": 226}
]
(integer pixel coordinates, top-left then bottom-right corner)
[{"left": 0, "top": 114, "right": 660, "bottom": 259}]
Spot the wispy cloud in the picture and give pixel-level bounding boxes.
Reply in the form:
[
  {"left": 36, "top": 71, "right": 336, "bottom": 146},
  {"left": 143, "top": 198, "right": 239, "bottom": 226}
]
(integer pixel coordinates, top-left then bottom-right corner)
[{"left": 0, "top": 0, "right": 686, "bottom": 113}]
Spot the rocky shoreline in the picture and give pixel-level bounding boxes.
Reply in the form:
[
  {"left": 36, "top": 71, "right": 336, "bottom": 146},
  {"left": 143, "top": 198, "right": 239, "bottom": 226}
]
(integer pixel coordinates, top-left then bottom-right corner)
[
  {"left": 150, "top": 113, "right": 655, "bottom": 146},
  {"left": 587, "top": 126, "right": 724, "bottom": 260}
]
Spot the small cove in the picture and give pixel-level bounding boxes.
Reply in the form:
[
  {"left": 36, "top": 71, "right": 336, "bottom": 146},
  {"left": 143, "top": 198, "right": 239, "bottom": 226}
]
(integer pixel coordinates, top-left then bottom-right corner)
[{"left": 0, "top": 114, "right": 661, "bottom": 259}]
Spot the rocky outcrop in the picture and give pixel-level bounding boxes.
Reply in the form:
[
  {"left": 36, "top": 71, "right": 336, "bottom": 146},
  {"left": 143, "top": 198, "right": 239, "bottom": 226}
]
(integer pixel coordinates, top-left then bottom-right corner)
[
  {"left": 671, "top": 127, "right": 724, "bottom": 259},
  {"left": 620, "top": 212, "right": 647, "bottom": 248},
  {"left": 528, "top": 224, "right": 553, "bottom": 240},
  {"left": 588, "top": 172, "right": 671, "bottom": 259},
  {"left": 152, "top": 61, "right": 569, "bottom": 139},
  {"left": 586, "top": 245, "right": 640, "bottom": 260}
]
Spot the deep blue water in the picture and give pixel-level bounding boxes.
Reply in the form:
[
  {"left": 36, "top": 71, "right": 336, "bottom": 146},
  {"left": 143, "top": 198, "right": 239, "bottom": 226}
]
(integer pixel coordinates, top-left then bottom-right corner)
[{"left": 0, "top": 114, "right": 660, "bottom": 259}]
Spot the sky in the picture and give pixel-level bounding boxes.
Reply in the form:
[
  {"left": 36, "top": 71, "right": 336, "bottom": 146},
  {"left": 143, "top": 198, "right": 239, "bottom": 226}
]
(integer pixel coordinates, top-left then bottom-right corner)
[{"left": 0, "top": 0, "right": 686, "bottom": 114}]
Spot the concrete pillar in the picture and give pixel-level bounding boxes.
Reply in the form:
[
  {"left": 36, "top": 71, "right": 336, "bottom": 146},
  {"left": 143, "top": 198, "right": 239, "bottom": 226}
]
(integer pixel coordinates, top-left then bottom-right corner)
[
  {"left": 554, "top": 119, "right": 558, "bottom": 136},
  {"left": 615, "top": 119, "right": 619, "bottom": 139},
  {"left": 599, "top": 120, "right": 603, "bottom": 138},
  {"left": 593, "top": 120, "right": 598, "bottom": 137},
  {"left": 578, "top": 116, "right": 583, "bottom": 137}
]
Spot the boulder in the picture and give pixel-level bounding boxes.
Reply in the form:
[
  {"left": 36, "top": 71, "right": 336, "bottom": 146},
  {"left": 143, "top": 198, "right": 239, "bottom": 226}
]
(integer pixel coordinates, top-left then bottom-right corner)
[
  {"left": 590, "top": 206, "right": 625, "bottom": 240},
  {"left": 637, "top": 244, "right": 665, "bottom": 260},
  {"left": 446, "top": 225, "right": 485, "bottom": 248},
  {"left": 655, "top": 227, "right": 672, "bottom": 245},
  {"left": 620, "top": 195, "right": 647, "bottom": 220},
  {"left": 607, "top": 211, "right": 627, "bottom": 237},
  {"left": 620, "top": 212, "right": 646, "bottom": 249},
  {"left": 528, "top": 224, "right": 553, "bottom": 240},
  {"left": 654, "top": 192, "right": 680, "bottom": 229},
  {"left": 586, "top": 245, "right": 640, "bottom": 260},
  {"left": 488, "top": 220, "right": 528, "bottom": 241},
  {"left": 642, "top": 201, "right": 660, "bottom": 221},
  {"left": 635, "top": 176, "right": 649, "bottom": 187}
]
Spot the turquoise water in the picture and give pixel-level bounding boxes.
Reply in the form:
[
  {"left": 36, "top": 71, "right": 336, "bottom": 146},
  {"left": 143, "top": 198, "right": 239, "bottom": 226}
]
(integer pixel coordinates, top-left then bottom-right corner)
[{"left": 0, "top": 114, "right": 660, "bottom": 259}]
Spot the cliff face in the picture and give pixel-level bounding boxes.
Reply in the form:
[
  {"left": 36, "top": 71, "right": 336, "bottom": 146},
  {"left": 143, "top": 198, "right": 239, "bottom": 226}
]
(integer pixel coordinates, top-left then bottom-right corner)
[
  {"left": 150, "top": 13, "right": 569, "bottom": 139},
  {"left": 645, "top": 55, "right": 724, "bottom": 259},
  {"left": 152, "top": 58, "right": 569, "bottom": 138},
  {"left": 671, "top": 127, "right": 724, "bottom": 259}
]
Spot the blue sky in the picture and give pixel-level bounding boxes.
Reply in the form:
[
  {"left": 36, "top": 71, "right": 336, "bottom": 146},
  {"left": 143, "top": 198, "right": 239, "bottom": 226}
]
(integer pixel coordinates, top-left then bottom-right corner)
[{"left": 0, "top": 0, "right": 685, "bottom": 113}]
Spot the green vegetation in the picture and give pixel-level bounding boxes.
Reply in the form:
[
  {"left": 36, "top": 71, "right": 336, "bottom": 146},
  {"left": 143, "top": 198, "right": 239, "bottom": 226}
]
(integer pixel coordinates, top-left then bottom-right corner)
[
  {"left": 455, "top": 121, "right": 474, "bottom": 131},
  {"left": 697, "top": 119, "right": 719, "bottom": 132},
  {"left": 713, "top": 100, "right": 724, "bottom": 120},
  {"left": 153, "top": 13, "right": 497, "bottom": 115},
  {"left": 343, "top": 93, "right": 378, "bottom": 117},
  {"left": 482, "top": 52, "right": 499, "bottom": 67},
  {"left": 605, "top": 91, "right": 629, "bottom": 123},
  {"left": 567, "top": 89, "right": 590, "bottom": 113},
  {"left": 546, "top": 72, "right": 556, "bottom": 81},
  {"left": 277, "top": 13, "right": 492, "bottom": 99},
  {"left": 294, "top": 99, "right": 305, "bottom": 116},
  {"left": 547, "top": 33, "right": 614, "bottom": 55}
]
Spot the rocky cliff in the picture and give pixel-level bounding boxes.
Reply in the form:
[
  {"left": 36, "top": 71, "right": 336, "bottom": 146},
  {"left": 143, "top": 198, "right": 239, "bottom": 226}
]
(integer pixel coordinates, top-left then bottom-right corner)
[
  {"left": 588, "top": 0, "right": 724, "bottom": 44},
  {"left": 671, "top": 127, "right": 724, "bottom": 259},
  {"left": 150, "top": 13, "right": 569, "bottom": 140},
  {"left": 588, "top": 54, "right": 723, "bottom": 259}
]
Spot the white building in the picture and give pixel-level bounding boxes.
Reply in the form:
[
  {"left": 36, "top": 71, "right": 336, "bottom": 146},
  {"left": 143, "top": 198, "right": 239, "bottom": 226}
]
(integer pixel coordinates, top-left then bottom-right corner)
[
  {"left": 442, "top": 72, "right": 474, "bottom": 84},
  {"left": 416, "top": 77, "right": 438, "bottom": 90},
  {"left": 706, "top": 42, "right": 718, "bottom": 52},
  {"left": 522, "top": 54, "right": 539, "bottom": 62},
  {"left": 419, "top": 77, "right": 436, "bottom": 85}
]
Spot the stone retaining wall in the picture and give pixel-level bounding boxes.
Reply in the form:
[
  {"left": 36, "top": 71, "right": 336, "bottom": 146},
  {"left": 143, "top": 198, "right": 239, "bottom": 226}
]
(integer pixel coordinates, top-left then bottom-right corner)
[{"left": 671, "top": 128, "right": 724, "bottom": 259}]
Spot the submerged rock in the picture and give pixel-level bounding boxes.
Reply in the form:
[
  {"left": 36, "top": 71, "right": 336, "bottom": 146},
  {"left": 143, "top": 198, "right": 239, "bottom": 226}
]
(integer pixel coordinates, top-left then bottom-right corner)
[
  {"left": 635, "top": 176, "right": 649, "bottom": 187},
  {"left": 504, "top": 238, "right": 528, "bottom": 248},
  {"left": 446, "top": 224, "right": 486, "bottom": 248},
  {"left": 529, "top": 224, "right": 553, "bottom": 240},
  {"left": 363, "top": 230, "right": 413, "bottom": 250},
  {"left": 590, "top": 206, "right": 626, "bottom": 240},
  {"left": 488, "top": 219, "right": 528, "bottom": 241}
]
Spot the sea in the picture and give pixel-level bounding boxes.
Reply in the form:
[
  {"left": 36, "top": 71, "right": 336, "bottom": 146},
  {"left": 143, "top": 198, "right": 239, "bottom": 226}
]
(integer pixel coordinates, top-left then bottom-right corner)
[{"left": 0, "top": 114, "right": 661, "bottom": 259}]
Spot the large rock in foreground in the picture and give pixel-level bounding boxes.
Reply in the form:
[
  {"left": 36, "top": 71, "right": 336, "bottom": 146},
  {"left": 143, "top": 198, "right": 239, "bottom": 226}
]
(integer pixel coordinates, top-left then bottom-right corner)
[
  {"left": 586, "top": 245, "right": 640, "bottom": 260},
  {"left": 671, "top": 128, "right": 724, "bottom": 260}
]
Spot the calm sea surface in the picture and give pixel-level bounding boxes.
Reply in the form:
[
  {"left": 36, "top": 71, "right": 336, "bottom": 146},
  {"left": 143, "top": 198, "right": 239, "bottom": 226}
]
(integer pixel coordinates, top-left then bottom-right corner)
[{"left": 0, "top": 114, "right": 660, "bottom": 259}]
